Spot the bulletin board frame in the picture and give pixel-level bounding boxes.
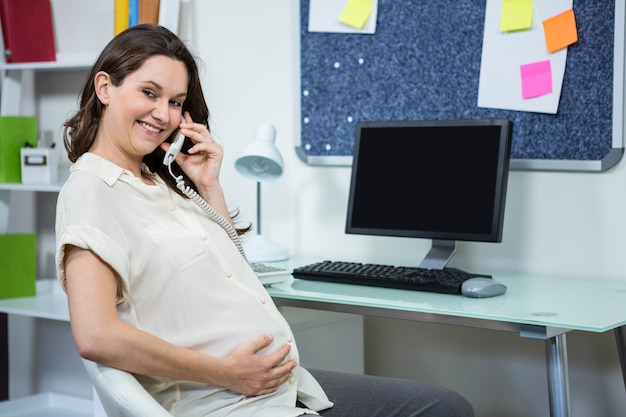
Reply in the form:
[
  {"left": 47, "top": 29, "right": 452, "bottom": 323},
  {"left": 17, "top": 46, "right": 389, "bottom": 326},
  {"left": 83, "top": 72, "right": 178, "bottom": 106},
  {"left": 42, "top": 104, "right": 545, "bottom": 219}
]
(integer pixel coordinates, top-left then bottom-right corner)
[{"left": 295, "top": 0, "right": 626, "bottom": 172}]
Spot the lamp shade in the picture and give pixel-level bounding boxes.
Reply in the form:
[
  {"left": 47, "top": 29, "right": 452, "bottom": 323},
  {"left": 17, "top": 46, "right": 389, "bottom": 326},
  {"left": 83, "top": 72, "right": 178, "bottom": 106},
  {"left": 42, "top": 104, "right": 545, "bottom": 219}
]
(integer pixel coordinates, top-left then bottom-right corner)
[
  {"left": 235, "top": 123, "right": 283, "bottom": 182},
  {"left": 234, "top": 123, "right": 289, "bottom": 262}
]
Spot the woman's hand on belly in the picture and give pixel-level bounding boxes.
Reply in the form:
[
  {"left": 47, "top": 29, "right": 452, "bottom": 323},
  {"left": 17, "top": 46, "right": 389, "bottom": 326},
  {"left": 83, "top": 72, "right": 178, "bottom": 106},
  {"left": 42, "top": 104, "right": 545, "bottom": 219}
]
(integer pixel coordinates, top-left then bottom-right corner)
[{"left": 213, "top": 334, "right": 297, "bottom": 397}]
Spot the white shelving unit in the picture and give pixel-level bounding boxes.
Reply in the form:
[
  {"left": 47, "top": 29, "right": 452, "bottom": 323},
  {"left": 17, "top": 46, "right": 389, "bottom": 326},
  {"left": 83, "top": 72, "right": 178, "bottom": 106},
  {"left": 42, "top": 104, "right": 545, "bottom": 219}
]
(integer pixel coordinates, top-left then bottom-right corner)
[
  {"left": 0, "top": 1, "right": 114, "bottom": 413},
  {"left": 0, "top": 393, "right": 92, "bottom": 417},
  {"left": 0, "top": 280, "right": 93, "bottom": 415},
  {"left": 0, "top": 52, "right": 100, "bottom": 72},
  {"left": 0, "top": 52, "right": 99, "bottom": 117},
  {"left": 0, "top": 279, "right": 69, "bottom": 321},
  {"left": 0, "top": 182, "right": 62, "bottom": 192},
  {"left": 0, "top": 166, "right": 86, "bottom": 413}
]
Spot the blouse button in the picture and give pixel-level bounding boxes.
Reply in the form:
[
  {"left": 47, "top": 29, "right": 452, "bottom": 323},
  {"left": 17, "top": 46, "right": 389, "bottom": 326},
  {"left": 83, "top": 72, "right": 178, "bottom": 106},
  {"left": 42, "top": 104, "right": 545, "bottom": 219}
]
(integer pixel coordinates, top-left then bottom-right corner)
[
  {"left": 287, "top": 336, "right": 293, "bottom": 343},
  {"left": 200, "top": 234, "right": 208, "bottom": 240},
  {"left": 289, "top": 376, "right": 296, "bottom": 384},
  {"left": 259, "top": 297, "right": 266, "bottom": 304},
  {"left": 225, "top": 270, "right": 232, "bottom": 278},
  {"left": 168, "top": 202, "right": 176, "bottom": 211}
]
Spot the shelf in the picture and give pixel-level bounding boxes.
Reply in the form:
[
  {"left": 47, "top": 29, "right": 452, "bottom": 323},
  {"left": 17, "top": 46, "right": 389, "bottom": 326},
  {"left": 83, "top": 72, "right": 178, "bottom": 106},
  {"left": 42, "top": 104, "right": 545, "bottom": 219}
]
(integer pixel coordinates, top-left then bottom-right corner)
[
  {"left": 0, "top": 279, "right": 69, "bottom": 321},
  {"left": 0, "top": 393, "right": 92, "bottom": 417},
  {"left": 0, "top": 52, "right": 98, "bottom": 72},
  {"left": 0, "top": 182, "right": 63, "bottom": 192}
]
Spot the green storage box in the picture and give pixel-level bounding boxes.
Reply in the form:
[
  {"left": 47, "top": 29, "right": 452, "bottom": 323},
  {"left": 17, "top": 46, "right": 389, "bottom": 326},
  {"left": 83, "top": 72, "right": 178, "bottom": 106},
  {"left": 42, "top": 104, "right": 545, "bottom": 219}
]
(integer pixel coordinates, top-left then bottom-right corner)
[
  {"left": 0, "top": 233, "right": 36, "bottom": 299},
  {"left": 0, "top": 116, "right": 37, "bottom": 183}
]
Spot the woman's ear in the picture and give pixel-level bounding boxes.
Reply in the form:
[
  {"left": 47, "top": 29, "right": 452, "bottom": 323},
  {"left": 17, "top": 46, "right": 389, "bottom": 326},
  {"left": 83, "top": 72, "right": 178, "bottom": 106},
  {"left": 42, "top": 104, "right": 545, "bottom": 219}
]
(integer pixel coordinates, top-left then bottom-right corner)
[{"left": 94, "top": 71, "right": 111, "bottom": 105}]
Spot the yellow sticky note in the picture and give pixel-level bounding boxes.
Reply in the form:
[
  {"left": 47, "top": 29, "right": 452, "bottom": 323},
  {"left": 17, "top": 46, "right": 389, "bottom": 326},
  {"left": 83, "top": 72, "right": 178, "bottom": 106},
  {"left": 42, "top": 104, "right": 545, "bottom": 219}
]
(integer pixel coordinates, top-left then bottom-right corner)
[
  {"left": 543, "top": 9, "right": 578, "bottom": 53},
  {"left": 500, "top": 0, "right": 533, "bottom": 32},
  {"left": 338, "top": 0, "right": 374, "bottom": 30}
]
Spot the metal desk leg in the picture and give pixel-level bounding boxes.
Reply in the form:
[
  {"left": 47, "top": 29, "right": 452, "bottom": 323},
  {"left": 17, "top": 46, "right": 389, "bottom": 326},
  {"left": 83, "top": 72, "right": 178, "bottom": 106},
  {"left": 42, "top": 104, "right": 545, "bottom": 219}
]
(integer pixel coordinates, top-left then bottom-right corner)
[
  {"left": 545, "top": 333, "right": 571, "bottom": 417},
  {"left": 615, "top": 326, "right": 626, "bottom": 390}
]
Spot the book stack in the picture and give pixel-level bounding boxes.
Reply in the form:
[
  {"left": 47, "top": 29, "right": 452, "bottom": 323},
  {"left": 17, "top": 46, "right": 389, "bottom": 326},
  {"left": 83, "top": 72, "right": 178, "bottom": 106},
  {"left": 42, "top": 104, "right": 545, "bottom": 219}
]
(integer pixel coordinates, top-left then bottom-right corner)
[
  {"left": 115, "top": 0, "right": 180, "bottom": 35},
  {"left": 0, "top": 0, "right": 56, "bottom": 63}
]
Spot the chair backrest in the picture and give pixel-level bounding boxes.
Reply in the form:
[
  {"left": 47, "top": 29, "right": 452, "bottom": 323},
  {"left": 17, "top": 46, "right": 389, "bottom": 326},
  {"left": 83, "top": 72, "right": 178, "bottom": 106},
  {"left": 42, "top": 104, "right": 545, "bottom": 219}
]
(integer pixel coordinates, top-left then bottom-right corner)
[{"left": 82, "top": 358, "right": 173, "bottom": 417}]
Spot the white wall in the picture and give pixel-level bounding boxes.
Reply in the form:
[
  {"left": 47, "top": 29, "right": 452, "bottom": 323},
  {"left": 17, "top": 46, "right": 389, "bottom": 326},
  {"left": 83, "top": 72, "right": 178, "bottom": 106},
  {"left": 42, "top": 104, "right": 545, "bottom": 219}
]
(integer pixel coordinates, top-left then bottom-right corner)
[{"left": 32, "top": 1, "right": 626, "bottom": 416}]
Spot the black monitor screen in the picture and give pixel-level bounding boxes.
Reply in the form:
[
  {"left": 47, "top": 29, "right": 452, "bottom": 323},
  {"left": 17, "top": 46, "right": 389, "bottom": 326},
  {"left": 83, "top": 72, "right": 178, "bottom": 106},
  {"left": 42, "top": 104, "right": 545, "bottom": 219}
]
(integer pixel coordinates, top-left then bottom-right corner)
[{"left": 346, "top": 119, "right": 513, "bottom": 243}]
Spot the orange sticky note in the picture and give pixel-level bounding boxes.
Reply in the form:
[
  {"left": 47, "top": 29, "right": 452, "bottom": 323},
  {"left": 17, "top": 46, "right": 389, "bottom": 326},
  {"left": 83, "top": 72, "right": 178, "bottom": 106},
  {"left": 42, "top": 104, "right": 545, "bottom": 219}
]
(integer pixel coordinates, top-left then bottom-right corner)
[{"left": 543, "top": 9, "right": 578, "bottom": 53}]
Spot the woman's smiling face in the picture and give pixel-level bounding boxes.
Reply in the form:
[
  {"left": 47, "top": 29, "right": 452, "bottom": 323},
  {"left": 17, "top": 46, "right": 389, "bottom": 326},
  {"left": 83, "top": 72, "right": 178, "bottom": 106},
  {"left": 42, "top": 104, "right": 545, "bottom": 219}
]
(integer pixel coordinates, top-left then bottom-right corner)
[{"left": 94, "top": 55, "right": 189, "bottom": 166}]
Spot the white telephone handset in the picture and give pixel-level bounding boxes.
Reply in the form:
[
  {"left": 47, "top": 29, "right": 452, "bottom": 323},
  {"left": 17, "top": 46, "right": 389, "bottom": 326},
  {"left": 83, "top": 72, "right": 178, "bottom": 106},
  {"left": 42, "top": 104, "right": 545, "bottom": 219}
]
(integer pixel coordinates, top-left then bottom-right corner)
[
  {"left": 163, "top": 116, "right": 248, "bottom": 260},
  {"left": 163, "top": 116, "right": 187, "bottom": 166}
]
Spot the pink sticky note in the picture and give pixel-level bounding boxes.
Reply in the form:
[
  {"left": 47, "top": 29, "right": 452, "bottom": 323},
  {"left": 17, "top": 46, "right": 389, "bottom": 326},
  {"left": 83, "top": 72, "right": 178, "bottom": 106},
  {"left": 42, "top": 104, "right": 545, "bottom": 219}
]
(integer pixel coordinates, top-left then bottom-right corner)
[{"left": 520, "top": 60, "right": 552, "bottom": 99}]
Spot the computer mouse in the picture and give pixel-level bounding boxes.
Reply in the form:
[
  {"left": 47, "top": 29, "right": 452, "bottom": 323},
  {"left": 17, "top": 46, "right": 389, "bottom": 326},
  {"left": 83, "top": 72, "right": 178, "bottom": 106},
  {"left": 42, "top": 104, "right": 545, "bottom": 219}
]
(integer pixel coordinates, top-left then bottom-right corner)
[{"left": 461, "top": 277, "right": 507, "bottom": 298}]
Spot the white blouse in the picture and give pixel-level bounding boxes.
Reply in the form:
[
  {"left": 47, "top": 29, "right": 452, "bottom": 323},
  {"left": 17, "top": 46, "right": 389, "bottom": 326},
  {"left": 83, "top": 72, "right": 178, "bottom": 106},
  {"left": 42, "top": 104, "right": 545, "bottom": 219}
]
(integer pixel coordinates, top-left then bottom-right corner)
[{"left": 55, "top": 153, "right": 332, "bottom": 416}]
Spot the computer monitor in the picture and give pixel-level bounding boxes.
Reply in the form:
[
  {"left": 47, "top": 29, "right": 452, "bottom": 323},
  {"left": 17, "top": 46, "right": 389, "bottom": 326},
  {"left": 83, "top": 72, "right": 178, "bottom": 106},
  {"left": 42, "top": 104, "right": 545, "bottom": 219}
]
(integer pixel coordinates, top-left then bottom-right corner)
[{"left": 346, "top": 118, "right": 513, "bottom": 269}]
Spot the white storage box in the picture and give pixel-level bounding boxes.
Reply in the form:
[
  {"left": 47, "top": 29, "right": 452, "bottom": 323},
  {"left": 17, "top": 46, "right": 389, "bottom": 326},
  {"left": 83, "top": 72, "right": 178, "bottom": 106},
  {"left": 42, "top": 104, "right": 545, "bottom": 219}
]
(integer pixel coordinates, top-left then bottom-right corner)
[{"left": 20, "top": 147, "right": 58, "bottom": 184}]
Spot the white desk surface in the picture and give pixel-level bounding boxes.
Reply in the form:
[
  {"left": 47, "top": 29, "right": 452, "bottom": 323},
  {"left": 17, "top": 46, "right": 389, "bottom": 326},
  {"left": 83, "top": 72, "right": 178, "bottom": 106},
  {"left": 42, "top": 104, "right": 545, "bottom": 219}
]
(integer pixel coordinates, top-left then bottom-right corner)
[{"left": 2, "top": 263, "right": 626, "bottom": 334}]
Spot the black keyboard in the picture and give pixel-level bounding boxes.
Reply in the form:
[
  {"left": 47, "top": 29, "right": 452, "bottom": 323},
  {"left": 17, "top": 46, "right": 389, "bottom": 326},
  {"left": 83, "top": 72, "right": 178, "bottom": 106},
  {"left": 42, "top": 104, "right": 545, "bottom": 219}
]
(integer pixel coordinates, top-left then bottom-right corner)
[{"left": 292, "top": 261, "right": 491, "bottom": 295}]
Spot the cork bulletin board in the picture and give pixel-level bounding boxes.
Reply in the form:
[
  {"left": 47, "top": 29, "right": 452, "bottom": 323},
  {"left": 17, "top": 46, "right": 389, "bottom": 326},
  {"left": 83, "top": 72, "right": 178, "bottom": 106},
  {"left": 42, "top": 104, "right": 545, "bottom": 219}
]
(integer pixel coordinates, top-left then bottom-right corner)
[{"left": 296, "top": 0, "right": 625, "bottom": 171}]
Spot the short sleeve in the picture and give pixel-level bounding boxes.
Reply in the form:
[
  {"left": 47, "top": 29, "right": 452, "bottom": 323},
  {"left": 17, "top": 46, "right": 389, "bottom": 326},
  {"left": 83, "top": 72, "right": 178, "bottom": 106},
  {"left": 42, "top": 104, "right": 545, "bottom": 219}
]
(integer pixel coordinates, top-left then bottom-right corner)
[{"left": 55, "top": 176, "right": 130, "bottom": 303}]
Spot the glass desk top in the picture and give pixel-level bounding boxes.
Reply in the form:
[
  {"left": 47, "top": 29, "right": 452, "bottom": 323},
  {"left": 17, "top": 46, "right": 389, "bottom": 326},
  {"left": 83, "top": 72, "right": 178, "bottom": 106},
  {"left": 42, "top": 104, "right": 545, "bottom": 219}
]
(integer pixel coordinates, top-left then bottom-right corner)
[{"left": 265, "top": 260, "right": 626, "bottom": 334}]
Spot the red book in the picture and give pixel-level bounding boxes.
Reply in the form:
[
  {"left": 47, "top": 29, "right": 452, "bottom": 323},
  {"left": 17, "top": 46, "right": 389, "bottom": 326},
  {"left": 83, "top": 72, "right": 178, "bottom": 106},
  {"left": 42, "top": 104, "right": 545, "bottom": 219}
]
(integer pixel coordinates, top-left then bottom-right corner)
[{"left": 0, "top": 0, "right": 56, "bottom": 63}]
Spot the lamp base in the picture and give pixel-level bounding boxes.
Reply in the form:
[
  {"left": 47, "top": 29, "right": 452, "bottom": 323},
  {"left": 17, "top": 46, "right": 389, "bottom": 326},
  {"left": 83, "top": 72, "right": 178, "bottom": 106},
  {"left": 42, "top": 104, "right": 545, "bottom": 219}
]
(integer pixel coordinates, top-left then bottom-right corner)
[{"left": 242, "top": 234, "right": 289, "bottom": 263}]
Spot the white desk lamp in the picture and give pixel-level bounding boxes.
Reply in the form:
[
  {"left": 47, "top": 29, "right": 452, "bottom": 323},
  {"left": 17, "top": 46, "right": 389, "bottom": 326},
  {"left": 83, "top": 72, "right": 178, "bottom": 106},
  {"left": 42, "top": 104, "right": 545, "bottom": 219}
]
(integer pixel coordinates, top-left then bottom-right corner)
[{"left": 234, "top": 123, "right": 289, "bottom": 262}]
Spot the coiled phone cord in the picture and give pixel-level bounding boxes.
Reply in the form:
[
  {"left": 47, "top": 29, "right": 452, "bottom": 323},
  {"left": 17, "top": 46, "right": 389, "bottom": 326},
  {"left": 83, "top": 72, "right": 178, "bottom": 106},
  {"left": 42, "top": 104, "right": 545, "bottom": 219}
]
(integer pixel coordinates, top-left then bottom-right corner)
[{"left": 167, "top": 163, "right": 248, "bottom": 262}]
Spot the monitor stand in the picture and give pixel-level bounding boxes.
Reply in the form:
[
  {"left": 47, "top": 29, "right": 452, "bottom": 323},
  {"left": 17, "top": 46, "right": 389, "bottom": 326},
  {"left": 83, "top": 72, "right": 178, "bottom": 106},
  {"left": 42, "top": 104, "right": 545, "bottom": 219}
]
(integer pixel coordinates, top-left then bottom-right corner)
[{"left": 418, "top": 239, "right": 456, "bottom": 270}]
